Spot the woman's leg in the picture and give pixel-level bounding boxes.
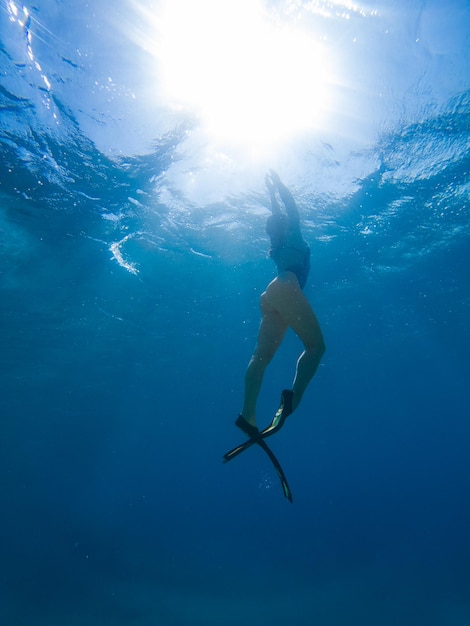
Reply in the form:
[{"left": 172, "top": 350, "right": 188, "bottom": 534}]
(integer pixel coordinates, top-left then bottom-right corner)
[
  {"left": 265, "top": 273, "right": 325, "bottom": 411},
  {"left": 242, "top": 291, "right": 288, "bottom": 426}
]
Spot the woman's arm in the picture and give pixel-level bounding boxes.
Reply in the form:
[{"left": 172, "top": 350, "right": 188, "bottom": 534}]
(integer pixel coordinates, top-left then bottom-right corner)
[
  {"left": 265, "top": 173, "right": 281, "bottom": 214},
  {"left": 270, "top": 170, "right": 300, "bottom": 228}
]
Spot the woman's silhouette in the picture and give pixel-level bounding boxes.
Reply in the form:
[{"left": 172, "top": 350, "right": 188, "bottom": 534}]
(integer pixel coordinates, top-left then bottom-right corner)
[{"left": 236, "top": 171, "right": 325, "bottom": 438}]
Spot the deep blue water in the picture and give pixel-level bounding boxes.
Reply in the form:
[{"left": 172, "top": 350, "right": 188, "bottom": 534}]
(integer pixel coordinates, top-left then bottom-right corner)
[{"left": 1, "top": 1, "right": 470, "bottom": 624}]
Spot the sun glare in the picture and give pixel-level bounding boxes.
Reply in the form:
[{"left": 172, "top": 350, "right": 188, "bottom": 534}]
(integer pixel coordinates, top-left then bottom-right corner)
[{"left": 134, "top": 0, "right": 330, "bottom": 157}]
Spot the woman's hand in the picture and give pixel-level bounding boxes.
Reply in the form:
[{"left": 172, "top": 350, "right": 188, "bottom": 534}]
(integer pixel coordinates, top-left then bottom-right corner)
[
  {"left": 269, "top": 169, "right": 281, "bottom": 186},
  {"left": 265, "top": 173, "right": 275, "bottom": 192}
]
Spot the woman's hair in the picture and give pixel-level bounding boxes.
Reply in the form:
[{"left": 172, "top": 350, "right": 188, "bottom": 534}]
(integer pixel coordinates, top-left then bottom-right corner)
[
  {"left": 266, "top": 213, "right": 287, "bottom": 258},
  {"left": 266, "top": 212, "right": 287, "bottom": 240}
]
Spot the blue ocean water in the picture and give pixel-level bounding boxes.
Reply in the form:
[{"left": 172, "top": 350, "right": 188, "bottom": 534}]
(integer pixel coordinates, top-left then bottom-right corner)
[{"left": 1, "top": 0, "right": 470, "bottom": 624}]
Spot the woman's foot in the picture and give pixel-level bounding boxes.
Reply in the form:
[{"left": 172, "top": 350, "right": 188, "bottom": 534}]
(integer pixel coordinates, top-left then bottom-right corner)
[{"left": 235, "top": 414, "right": 260, "bottom": 439}]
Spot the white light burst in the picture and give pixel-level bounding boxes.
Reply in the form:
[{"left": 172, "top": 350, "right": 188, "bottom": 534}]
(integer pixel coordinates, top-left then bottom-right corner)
[{"left": 131, "top": 0, "right": 331, "bottom": 157}]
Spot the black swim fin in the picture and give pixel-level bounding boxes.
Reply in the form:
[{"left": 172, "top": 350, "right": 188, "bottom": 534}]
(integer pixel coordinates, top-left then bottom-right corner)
[
  {"left": 255, "top": 437, "right": 293, "bottom": 503},
  {"left": 225, "top": 424, "right": 293, "bottom": 502},
  {"left": 223, "top": 392, "right": 295, "bottom": 502},
  {"left": 223, "top": 390, "right": 294, "bottom": 463}
]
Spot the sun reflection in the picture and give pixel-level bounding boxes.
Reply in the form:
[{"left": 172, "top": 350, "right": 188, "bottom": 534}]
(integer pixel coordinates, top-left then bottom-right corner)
[{"left": 129, "top": 0, "right": 331, "bottom": 158}]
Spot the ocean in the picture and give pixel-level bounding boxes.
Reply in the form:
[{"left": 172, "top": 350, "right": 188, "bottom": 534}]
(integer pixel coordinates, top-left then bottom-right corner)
[{"left": 1, "top": 0, "right": 469, "bottom": 624}]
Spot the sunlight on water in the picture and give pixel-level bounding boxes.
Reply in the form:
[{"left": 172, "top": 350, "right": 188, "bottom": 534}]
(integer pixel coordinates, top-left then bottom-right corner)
[
  {"left": 110, "top": 235, "right": 139, "bottom": 275},
  {"left": 7, "top": 1, "right": 52, "bottom": 92},
  {"left": 127, "top": 0, "right": 331, "bottom": 159}
]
